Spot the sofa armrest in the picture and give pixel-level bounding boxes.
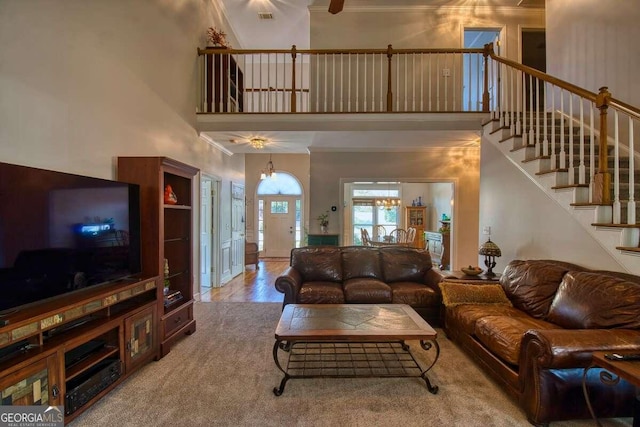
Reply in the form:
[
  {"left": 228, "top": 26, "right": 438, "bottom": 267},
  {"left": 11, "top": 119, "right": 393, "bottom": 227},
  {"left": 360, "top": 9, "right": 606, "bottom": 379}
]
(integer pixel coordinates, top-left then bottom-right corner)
[
  {"left": 274, "top": 267, "right": 303, "bottom": 305},
  {"left": 520, "top": 328, "right": 640, "bottom": 370},
  {"left": 423, "top": 268, "right": 445, "bottom": 293}
]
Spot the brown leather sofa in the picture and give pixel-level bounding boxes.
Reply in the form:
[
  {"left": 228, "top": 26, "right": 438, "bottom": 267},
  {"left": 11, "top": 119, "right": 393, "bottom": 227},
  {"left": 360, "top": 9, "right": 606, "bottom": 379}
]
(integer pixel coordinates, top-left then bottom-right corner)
[
  {"left": 443, "top": 259, "right": 640, "bottom": 426},
  {"left": 274, "top": 246, "right": 445, "bottom": 325}
]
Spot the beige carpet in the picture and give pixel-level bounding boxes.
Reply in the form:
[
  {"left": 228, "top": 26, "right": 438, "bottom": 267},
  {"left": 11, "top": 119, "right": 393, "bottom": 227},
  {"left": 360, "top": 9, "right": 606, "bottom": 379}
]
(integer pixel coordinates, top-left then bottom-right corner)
[{"left": 69, "top": 302, "right": 631, "bottom": 427}]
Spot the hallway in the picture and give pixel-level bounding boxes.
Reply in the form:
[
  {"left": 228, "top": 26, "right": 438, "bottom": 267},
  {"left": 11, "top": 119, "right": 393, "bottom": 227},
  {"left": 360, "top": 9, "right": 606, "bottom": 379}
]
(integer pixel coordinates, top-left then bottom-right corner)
[{"left": 200, "top": 259, "right": 287, "bottom": 303}]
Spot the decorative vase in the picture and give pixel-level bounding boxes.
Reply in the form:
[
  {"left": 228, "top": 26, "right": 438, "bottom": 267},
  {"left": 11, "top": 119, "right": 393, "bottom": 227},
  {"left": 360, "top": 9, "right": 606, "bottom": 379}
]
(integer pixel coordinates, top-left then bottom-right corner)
[{"left": 321, "top": 225, "right": 328, "bottom": 234}]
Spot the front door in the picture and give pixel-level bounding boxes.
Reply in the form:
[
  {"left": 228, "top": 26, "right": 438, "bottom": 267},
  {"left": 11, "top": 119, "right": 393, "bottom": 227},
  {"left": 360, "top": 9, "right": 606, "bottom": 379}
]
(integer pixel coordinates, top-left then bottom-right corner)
[{"left": 263, "top": 197, "right": 296, "bottom": 258}]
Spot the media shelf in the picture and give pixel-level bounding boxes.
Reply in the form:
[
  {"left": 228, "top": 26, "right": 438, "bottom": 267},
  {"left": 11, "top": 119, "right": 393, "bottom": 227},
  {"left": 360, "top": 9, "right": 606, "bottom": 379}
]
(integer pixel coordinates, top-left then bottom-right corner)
[
  {"left": 118, "top": 157, "right": 199, "bottom": 357},
  {"left": 0, "top": 276, "right": 159, "bottom": 421}
]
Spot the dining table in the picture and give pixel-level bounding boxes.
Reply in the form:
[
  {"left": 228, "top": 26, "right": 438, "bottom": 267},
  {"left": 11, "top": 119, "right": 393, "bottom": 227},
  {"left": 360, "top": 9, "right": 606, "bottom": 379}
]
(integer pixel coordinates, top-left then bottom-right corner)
[{"left": 369, "top": 235, "right": 411, "bottom": 247}]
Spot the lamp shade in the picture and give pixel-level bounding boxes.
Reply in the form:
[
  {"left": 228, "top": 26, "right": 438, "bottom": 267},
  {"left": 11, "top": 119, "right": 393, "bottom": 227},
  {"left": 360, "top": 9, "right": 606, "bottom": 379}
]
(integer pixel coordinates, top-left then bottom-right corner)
[{"left": 479, "top": 239, "right": 501, "bottom": 257}]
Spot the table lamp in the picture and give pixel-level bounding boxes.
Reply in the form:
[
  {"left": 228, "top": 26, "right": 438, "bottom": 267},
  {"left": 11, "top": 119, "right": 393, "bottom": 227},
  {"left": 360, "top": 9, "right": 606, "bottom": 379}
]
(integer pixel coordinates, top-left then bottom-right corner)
[{"left": 479, "top": 238, "right": 501, "bottom": 276}]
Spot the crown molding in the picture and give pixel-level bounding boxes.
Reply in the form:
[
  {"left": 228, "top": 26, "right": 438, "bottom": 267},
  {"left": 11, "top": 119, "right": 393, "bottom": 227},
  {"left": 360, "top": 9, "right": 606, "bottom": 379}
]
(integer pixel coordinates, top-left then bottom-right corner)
[{"left": 200, "top": 133, "right": 234, "bottom": 156}]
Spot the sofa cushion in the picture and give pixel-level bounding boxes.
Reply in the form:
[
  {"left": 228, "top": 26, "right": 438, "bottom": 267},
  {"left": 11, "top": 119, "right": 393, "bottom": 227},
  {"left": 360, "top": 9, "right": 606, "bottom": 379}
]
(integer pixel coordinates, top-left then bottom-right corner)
[
  {"left": 342, "top": 247, "right": 382, "bottom": 280},
  {"left": 547, "top": 271, "right": 640, "bottom": 329},
  {"left": 475, "top": 315, "right": 557, "bottom": 366},
  {"left": 380, "top": 247, "right": 432, "bottom": 283},
  {"left": 291, "top": 247, "right": 342, "bottom": 283},
  {"left": 501, "top": 260, "right": 582, "bottom": 319},
  {"left": 446, "top": 305, "right": 525, "bottom": 335},
  {"left": 299, "top": 282, "right": 345, "bottom": 304},
  {"left": 343, "top": 278, "right": 392, "bottom": 303},
  {"left": 389, "top": 282, "right": 440, "bottom": 308},
  {"left": 440, "top": 282, "right": 512, "bottom": 307}
]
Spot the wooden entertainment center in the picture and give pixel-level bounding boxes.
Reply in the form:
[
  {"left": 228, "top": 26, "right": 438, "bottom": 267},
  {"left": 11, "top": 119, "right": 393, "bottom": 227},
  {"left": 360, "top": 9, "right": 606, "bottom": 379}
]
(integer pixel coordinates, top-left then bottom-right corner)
[
  {"left": 0, "top": 276, "right": 158, "bottom": 422},
  {"left": 0, "top": 157, "right": 198, "bottom": 421}
]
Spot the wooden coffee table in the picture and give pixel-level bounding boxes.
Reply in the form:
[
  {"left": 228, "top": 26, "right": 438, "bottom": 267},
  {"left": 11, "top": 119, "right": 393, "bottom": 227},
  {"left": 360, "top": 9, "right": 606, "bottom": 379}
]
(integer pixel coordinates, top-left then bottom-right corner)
[
  {"left": 272, "top": 304, "right": 439, "bottom": 396},
  {"left": 583, "top": 351, "right": 640, "bottom": 425}
]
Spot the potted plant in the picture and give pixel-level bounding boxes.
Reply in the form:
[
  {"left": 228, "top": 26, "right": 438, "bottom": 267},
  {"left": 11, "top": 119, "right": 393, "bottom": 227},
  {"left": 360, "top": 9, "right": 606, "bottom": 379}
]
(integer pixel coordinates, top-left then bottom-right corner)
[
  {"left": 317, "top": 211, "right": 329, "bottom": 234},
  {"left": 206, "top": 27, "right": 230, "bottom": 48}
]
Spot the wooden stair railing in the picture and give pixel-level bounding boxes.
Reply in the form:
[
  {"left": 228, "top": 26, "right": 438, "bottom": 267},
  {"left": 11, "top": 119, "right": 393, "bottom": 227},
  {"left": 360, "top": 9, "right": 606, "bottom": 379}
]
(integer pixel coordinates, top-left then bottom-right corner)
[{"left": 484, "top": 43, "right": 640, "bottom": 229}]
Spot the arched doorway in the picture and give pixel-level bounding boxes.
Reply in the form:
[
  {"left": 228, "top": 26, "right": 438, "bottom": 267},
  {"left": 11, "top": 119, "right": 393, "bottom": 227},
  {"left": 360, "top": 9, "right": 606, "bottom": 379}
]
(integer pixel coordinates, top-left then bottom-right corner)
[{"left": 256, "top": 172, "right": 303, "bottom": 257}]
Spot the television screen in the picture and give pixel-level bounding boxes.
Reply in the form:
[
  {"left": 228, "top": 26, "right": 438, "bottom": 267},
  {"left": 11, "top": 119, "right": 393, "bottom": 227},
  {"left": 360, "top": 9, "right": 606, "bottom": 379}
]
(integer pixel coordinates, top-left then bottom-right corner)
[{"left": 0, "top": 161, "right": 141, "bottom": 313}]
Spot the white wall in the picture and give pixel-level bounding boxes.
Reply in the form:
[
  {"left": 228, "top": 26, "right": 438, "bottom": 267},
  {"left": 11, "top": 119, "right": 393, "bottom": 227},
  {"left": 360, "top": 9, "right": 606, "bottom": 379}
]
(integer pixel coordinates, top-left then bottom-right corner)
[
  {"left": 546, "top": 0, "right": 640, "bottom": 105},
  {"left": 479, "top": 139, "right": 621, "bottom": 273},
  {"left": 309, "top": 2, "right": 544, "bottom": 60},
  {"left": 0, "top": 0, "right": 245, "bottom": 293}
]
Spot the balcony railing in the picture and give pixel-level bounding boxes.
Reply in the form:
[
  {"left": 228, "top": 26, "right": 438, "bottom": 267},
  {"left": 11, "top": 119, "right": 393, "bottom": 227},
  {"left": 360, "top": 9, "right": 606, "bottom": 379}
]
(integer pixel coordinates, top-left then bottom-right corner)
[
  {"left": 197, "top": 44, "right": 639, "bottom": 226},
  {"left": 197, "top": 45, "right": 490, "bottom": 113}
]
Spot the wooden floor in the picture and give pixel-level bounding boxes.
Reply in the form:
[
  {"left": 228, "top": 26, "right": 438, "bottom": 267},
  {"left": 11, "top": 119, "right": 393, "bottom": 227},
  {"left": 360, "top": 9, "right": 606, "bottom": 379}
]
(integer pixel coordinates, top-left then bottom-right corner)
[{"left": 200, "top": 258, "right": 288, "bottom": 303}]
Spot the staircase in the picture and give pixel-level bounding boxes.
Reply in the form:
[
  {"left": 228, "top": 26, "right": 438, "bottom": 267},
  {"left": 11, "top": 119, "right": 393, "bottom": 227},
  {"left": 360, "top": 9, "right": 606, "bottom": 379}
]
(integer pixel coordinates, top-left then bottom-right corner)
[{"left": 483, "top": 114, "right": 640, "bottom": 274}]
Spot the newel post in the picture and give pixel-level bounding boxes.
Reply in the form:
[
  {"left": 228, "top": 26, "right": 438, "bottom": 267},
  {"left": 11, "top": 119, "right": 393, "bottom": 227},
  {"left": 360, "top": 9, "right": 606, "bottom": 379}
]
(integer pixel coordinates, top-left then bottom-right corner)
[
  {"left": 290, "top": 45, "right": 297, "bottom": 112},
  {"left": 593, "top": 86, "right": 611, "bottom": 204},
  {"left": 482, "top": 44, "right": 492, "bottom": 112},
  {"left": 386, "top": 44, "right": 393, "bottom": 112}
]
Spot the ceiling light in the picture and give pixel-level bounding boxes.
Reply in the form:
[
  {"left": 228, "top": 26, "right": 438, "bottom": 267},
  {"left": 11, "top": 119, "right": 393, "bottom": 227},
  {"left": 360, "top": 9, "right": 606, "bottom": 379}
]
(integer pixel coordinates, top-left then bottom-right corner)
[
  {"left": 376, "top": 198, "right": 401, "bottom": 210},
  {"left": 260, "top": 154, "right": 276, "bottom": 180},
  {"left": 375, "top": 182, "right": 401, "bottom": 210},
  {"left": 249, "top": 137, "right": 266, "bottom": 149}
]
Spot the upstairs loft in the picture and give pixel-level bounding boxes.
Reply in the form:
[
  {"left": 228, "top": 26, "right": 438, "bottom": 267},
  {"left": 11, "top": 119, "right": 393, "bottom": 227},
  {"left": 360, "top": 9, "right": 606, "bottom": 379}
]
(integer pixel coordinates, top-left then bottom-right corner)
[{"left": 195, "top": 45, "right": 493, "bottom": 148}]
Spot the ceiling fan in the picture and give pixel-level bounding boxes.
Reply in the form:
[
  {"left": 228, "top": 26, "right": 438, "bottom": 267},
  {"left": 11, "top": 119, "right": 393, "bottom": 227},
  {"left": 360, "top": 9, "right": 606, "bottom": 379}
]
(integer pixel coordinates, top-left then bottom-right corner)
[{"left": 328, "top": 0, "right": 344, "bottom": 14}]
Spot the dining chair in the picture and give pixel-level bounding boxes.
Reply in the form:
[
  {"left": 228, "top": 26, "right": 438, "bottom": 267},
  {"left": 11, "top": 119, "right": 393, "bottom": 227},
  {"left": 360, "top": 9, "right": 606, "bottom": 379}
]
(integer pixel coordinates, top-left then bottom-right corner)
[
  {"left": 373, "top": 225, "right": 387, "bottom": 242},
  {"left": 360, "top": 228, "right": 372, "bottom": 246},
  {"left": 406, "top": 227, "right": 417, "bottom": 244},
  {"left": 389, "top": 228, "right": 407, "bottom": 244}
]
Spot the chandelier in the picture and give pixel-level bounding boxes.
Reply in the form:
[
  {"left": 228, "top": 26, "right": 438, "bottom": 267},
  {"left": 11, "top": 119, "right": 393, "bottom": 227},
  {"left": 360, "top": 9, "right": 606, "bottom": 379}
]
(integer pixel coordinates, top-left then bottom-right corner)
[
  {"left": 376, "top": 182, "right": 401, "bottom": 210},
  {"left": 249, "top": 137, "right": 266, "bottom": 149},
  {"left": 260, "top": 154, "right": 276, "bottom": 180},
  {"left": 376, "top": 198, "right": 401, "bottom": 210}
]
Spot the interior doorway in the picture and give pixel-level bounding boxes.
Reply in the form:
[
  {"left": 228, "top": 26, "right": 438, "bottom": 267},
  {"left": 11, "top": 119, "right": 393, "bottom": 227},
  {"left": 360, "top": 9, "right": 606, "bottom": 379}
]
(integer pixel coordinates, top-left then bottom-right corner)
[
  {"left": 521, "top": 28, "right": 546, "bottom": 108},
  {"left": 200, "top": 175, "right": 220, "bottom": 291},
  {"left": 463, "top": 28, "right": 502, "bottom": 111},
  {"left": 342, "top": 181, "right": 454, "bottom": 269}
]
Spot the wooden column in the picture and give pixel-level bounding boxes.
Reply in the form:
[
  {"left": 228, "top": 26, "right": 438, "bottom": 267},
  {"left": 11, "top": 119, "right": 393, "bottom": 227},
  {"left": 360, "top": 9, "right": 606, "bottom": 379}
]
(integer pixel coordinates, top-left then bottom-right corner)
[
  {"left": 482, "top": 44, "right": 491, "bottom": 113},
  {"left": 593, "top": 86, "right": 611, "bottom": 204}
]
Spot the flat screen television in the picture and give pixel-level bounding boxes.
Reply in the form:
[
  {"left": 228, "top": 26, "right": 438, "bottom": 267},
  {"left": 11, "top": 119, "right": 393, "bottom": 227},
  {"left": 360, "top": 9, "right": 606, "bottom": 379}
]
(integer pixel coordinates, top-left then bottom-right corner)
[{"left": 0, "top": 161, "right": 141, "bottom": 314}]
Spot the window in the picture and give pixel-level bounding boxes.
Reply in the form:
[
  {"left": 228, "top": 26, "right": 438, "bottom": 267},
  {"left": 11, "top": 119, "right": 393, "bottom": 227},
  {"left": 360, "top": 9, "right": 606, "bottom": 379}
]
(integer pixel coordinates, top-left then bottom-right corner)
[
  {"left": 270, "top": 201, "right": 288, "bottom": 214},
  {"left": 351, "top": 183, "right": 401, "bottom": 245},
  {"left": 258, "top": 200, "right": 264, "bottom": 251}
]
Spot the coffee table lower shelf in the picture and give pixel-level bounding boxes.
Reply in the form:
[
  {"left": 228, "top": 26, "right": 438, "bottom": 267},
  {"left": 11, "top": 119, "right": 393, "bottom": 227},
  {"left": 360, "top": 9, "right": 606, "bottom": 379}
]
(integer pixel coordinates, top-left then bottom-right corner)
[{"left": 272, "top": 339, "right": 440, "bottom": 396}]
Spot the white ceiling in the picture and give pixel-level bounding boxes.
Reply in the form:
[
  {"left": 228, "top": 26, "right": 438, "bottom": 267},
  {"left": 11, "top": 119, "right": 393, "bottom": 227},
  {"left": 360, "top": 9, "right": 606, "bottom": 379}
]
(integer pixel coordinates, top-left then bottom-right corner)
[{"left": 209, "top": 0, "right": 543, "bottom": 154}]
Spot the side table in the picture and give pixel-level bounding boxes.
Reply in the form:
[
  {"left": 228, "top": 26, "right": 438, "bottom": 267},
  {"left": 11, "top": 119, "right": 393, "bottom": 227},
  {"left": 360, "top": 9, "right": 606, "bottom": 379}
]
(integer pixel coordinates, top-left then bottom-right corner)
[
  {"left": 440, "top": 270, "right": 502, "bottom": 284},
  {"left": 583, "top": 351, "right": 640, "bottom": 426}
]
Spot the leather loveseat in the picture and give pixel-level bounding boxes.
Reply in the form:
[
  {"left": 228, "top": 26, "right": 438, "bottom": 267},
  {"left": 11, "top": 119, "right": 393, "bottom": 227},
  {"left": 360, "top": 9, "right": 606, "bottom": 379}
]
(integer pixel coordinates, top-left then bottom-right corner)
[
  {"left": 274, "top": 246, "right": 445, "bottom": 325},
  {"left": 442, "top": 259, "right": 640, "bottom": 426}
]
